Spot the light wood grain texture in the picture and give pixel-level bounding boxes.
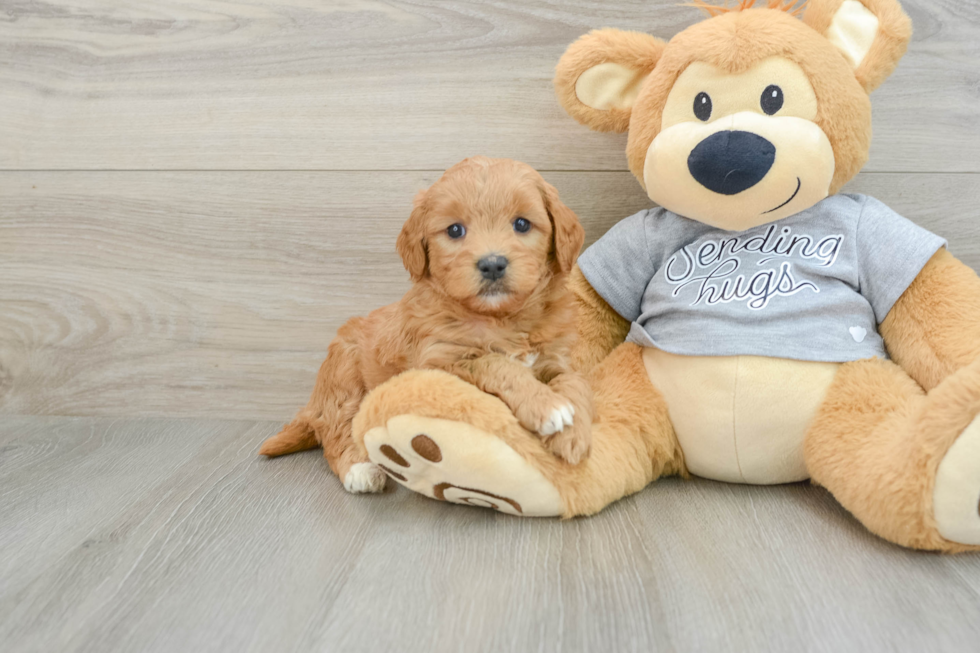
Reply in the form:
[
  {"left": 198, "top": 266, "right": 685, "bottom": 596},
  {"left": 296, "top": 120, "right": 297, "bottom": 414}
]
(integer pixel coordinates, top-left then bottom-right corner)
[
  {"left": 0, "top": 0, "right": 978, "bottom": 172},
  {"left": 1, "top": 415, "right": 979, "bottom": 653},
  {"left": 2, "top": 171, "right": 978, "bottom": 420}
]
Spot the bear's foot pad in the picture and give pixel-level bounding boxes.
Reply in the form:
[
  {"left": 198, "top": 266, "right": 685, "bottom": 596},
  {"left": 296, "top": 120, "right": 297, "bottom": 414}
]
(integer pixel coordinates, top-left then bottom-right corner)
[
  {"left": 363, "top": 415, "right": 563, "bottom": 517},
  {"left": 934, "top": 413, "right": 980, "bottom": 545}
]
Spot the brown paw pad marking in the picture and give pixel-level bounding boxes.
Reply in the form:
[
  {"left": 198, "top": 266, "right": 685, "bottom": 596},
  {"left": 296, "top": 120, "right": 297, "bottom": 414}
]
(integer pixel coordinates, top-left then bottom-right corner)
[
  {"left": 433, "top": 482, "right": 522, "bottom": 515},
  {"left": 411, "top": 434, "right": 442, "bottom": 462},
  {"left": 380, "top": 444, "right": 409, "bottom": 468}
]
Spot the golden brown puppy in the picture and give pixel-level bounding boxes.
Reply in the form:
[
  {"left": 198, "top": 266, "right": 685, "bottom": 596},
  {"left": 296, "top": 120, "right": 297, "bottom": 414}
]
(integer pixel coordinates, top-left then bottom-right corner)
[{"left": 259, "top": 157, "right": 593, "bottom": 493}]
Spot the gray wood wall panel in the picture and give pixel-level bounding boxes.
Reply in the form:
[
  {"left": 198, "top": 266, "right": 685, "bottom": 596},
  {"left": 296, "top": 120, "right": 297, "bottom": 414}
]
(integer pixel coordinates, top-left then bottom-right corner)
[{"left": 0, "top": 0, "right": 977, "bottom": 172}]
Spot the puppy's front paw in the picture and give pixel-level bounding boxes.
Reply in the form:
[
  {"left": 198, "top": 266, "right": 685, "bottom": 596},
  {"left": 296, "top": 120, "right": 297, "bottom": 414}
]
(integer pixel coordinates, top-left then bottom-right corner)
[
  {"left": 539, "top": 403, "right": 575, "bottom": 436},
  {"left": 515, "top": 391, "right": 575, "bottom": 437},
  {"left": 546, "top": 421, "right": 592, "bottom": 465},
  {"left": 343, "top": 462, "right": 387, "bottom": 494}
]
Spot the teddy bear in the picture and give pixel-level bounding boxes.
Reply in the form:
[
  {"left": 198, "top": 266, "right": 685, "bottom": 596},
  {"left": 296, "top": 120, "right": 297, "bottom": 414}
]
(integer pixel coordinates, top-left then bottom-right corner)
[{"left": 351, "top": 0, "right": 980, "bottom": 553}]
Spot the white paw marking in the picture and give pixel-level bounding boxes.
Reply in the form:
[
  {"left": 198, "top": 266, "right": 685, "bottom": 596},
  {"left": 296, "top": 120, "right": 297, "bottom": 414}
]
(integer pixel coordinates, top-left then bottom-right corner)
[
  {"left": 559, "top": 404, "right": 575, "bottom": 428},
  {"left": 537, "top": 403, "right": 575, "bottom": 437},
  {"left": 537, "top": 409, "right": 562, "bottom": 436},
  {"left": 849, "top": 326, "right": 867, "bottom": 343},
  {"left": 522, "top": 353, "right": 539, "bottom": 368},
  {"left": 343, "top": 462, "right": 387, "bottom": 494}
]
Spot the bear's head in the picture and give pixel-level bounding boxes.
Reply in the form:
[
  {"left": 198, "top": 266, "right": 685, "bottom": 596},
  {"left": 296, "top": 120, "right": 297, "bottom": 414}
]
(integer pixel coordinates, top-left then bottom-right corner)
[{"left": 555, "top": 0, "right": 911, "bottom": 230}]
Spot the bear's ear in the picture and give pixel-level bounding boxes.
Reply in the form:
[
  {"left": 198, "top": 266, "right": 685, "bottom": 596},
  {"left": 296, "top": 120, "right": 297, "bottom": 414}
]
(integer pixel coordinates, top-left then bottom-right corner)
[
  {"left": 554, "top": 28, "right": 666, "bottom": 133},
  {"left": 802, "top": 0, "right": 912, "bottom": 93}
]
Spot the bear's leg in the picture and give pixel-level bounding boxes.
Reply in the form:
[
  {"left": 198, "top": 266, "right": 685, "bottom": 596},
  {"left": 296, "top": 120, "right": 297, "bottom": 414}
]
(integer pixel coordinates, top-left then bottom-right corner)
[
  {"left": 804, "top": 357, "right": 980, "bottom": 552},
  {"left": 562, "top": 343, "right": 686, "bottom": 515},
  {"left": 351, "top": 343, "right": 684, "bottom": 517}
]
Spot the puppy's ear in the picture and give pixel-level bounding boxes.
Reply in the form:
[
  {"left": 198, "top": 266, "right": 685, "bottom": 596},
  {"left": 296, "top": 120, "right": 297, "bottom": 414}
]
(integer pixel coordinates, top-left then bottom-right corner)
[
  {"left": 396, "top": 189, "right": 429, "bottom": 281},
  {"left": 539, "top": 180, "right": 585, "bottom": 274},
  {"left": 555, "top": 28, "right": 666, "bottom": 133},
  {"left": 802, "top": 0, "right": 912, "bottom": 93}
]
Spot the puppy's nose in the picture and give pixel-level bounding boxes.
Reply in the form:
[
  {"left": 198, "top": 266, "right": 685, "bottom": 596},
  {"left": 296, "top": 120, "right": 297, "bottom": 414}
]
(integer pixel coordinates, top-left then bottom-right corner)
[
  {"left": 688, "top": 130, "right": 775, "bottom": 195},
  {"left": 477, "top": 255, "right": 508, "bottom": 281}
]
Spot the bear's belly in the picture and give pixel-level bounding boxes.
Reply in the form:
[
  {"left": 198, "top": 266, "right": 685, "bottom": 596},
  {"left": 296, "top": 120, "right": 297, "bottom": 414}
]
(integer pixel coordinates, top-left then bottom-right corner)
[{"left": 642, "top": 348, "right": 840, "bottom": 484}]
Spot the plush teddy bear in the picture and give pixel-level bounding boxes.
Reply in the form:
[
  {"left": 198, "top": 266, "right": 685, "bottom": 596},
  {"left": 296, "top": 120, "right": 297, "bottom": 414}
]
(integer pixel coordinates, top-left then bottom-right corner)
[{"left": 352, "top": 0, "right": 980, "bottom": 553}]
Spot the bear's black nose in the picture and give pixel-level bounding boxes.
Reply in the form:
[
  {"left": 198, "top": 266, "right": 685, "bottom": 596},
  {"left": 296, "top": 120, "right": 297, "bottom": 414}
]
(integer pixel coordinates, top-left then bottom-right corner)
[
  {"left": 477, "top": 255, "right": 508, "bottom": 281},
  {"left": 687, "top": 130, "right": 776, "bottom": 195}
]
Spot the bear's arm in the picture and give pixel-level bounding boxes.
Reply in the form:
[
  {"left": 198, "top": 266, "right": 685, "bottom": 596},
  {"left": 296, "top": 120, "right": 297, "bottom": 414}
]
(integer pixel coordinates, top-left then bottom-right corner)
[
  {"left": 880, "top": 248, "right": 980, "bottom": 391},
  {"left": 568, "top": 264, "right": 630, "bottom": 374}
]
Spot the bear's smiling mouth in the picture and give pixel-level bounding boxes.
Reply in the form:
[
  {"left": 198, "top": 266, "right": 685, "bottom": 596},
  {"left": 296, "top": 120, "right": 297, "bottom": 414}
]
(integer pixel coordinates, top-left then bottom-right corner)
[{"left": 763, "top": 177, "right": 802, "bottom": 214}]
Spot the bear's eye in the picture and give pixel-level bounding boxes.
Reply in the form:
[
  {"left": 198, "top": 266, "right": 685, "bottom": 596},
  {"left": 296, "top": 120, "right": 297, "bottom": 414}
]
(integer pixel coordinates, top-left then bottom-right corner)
[
  {"left": 446, "top": 223, "right": 466, "bottom": 239},
  {"left": 513, "top": 217, "right": 531, "bottom": 233},
  {"left": 693, "top": 92, "right": 712, "bottom": 121},
  {"left": 761, "top": 85, "right": 784, "bottom": 115}
]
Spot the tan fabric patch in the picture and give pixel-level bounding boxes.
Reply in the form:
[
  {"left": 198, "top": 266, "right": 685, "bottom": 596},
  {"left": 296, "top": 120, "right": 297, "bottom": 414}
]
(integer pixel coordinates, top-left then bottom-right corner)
[
  {"left": 575, "top": 62, "right": 647, "bottom": 110},
  {"left": 826, "top": 0, "right": 880, "bottom": 69},
  {"left": 933, "top": 414, "right": 980, "bottom": 545},
  {"left": 644, "top": 112, "right": 834, "bottom": 229},
  {"left": 643, "top": 348, "right": 838, "bottom": 484}
]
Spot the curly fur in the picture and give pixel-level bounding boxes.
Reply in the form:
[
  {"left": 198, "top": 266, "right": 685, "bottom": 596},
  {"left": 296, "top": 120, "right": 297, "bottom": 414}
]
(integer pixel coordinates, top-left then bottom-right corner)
[{"left": 260, "top": 158, "right": 593, "bottom": 479}]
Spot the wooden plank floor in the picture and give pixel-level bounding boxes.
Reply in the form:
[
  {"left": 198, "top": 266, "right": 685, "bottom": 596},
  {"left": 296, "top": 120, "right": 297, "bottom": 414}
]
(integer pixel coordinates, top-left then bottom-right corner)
[
  {"left": 3, "top": 1, "right": 980, "bottom": 650},
  {"left": 2, "top": 416, "right": 980, "bottom": 653}
]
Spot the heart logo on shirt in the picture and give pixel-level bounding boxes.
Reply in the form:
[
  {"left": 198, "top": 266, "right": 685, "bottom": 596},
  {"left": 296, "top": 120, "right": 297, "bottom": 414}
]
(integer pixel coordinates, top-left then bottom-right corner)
[{"left": 849, "top": 326, "right": 867, "bottom": 343}]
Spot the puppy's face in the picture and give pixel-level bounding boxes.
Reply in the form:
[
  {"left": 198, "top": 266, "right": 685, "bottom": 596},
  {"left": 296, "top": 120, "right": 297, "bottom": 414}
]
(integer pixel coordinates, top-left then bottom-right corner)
[
  {"left": 425, "top": 178, "right": 552, "bottom": 314},
  {"left": 397, "top": 158, "right": 584, "bottom": 315}
]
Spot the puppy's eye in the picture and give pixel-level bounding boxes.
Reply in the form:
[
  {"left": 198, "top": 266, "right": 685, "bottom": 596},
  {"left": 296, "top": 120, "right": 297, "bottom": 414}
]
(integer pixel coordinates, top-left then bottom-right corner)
[
  {"left": 694, "top": 92, "right": 712, "bottom": 121},
  {"left": 446, "top": 223, "right": 466, "bottom": 239},
  {"left": 761, "top": 85, "right": 783, "bottom": 115},
  {"left": 513, "top": 217, "right": 531, "bottom": 233}
]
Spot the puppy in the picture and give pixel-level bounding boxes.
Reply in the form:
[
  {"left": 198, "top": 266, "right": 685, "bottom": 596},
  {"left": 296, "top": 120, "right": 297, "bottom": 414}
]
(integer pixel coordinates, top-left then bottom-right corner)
[{"left": 259, "top": 157, "right": 594, "bottom": 493}]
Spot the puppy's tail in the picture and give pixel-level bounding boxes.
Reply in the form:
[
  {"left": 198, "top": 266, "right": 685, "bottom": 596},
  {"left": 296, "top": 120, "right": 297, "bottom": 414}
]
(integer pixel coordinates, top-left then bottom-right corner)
[{"left": 259, "top": 418, "right": 319, "bottom": 457}]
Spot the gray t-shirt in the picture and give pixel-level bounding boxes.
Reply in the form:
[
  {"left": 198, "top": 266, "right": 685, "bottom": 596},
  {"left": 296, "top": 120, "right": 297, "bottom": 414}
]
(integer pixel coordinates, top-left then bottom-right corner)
[{"left": 578, "top": 194, "right": 945, "bottom": 362}]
